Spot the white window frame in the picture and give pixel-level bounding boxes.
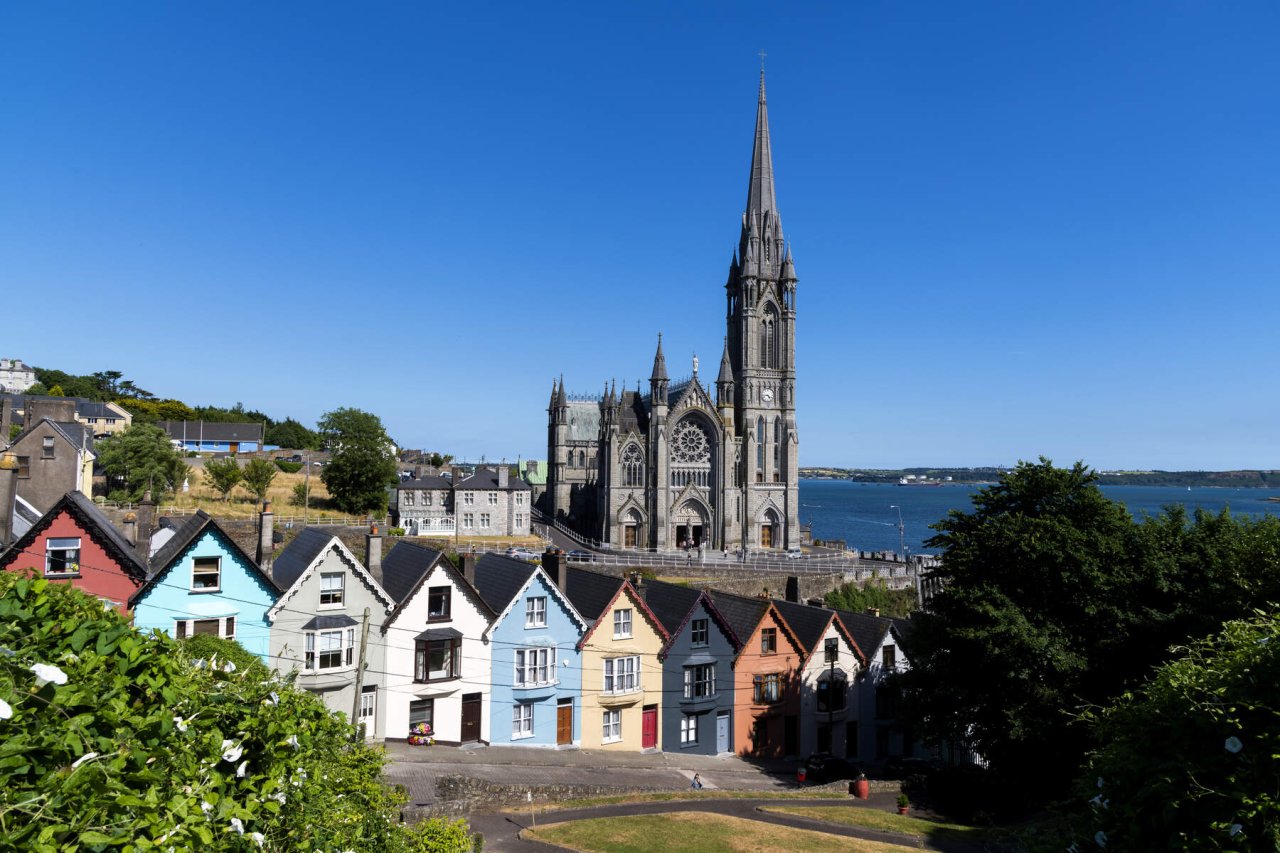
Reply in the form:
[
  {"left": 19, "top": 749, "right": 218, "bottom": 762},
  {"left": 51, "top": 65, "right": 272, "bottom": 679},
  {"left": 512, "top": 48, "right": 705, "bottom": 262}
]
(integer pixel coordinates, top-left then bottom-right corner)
[
  {"left": 462, "top": 513, "right": 474, "bottom": 529},
  {"left": 191, "top": 556, "right": 221, "bottom": 592},
  {"left": 479, "top": 512, "right": 491, "bottom": 528},
  {"left": 45, "top": 537, "right": 81, "bottom": 576},
  {"left": 680, "top": 714, "right": 698, "bottom": 744},
  {"left": 304, "top": 627, "right": 356, "bottom": 671},
  {"left": 359, "top": 686, "right": 376, "bottom": 735},
  {"left": 603, "top": 655, "right": 640, "bottom": 695},
  {"left": 463, "top": 492, "right": 475, "bottom": 506},
  {"left": 516, "top": 493, "right": 525, "bottom": 506},
  {"left": 488, "top": 492, "right": 498, "bottom": 506},
  {"left": 319, "top": 572, "right": 345, "bottom": 608},
  {"left": 513, "top": 703, "right": 534, "bottom": 739},
  {"left": 514, "top": 647, "right": 557, "bottom": 687},
  {"left": 684, "top": 663, "right": 715, "bottom": 699},
  {"left": 602, "top": 709, "right": 621, "bottom": 743},
  {"left": 402, "top": 490, "right": 415, "bottom": 506},
  {"left": 174, "top": 616, "right": 235, "bottom": 641},
  {"left": 526, "top": 596, "right": 547, "bottom": 628},
  {"left": 613, "top": 608, "right": 633, "bottom": 639}
]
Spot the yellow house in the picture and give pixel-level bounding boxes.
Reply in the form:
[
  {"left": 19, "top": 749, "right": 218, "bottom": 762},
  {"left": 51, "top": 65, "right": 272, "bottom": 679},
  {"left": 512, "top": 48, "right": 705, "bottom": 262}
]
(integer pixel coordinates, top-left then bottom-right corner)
[{"left": 556, "top": 562, "right": 668, "bottom": 751}]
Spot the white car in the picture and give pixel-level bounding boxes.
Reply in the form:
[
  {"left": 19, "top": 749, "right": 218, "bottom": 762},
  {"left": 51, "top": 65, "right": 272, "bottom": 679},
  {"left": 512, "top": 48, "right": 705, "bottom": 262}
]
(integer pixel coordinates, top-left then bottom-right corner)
[{"left": 785, "top": 548, "right": 805, "bottom": 560}]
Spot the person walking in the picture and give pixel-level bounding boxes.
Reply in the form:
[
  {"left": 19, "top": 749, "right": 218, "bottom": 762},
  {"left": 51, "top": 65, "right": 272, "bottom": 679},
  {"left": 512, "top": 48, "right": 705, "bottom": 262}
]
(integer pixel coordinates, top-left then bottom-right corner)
[{"left": 690, "top": 773, "right": 703, "bottom": 790}]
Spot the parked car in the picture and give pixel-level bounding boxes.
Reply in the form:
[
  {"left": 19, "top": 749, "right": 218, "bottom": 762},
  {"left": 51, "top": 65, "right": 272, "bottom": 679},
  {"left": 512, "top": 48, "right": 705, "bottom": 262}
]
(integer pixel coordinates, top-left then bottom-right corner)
[
  {"left": 505, "top": 547, "right": 541, "bottom": 561},
  {"left": 800, "top": 753, "right": 863, "bottom": 785},
  {"left": 566, "top": 549, "right": 594, "bottom": 563},
  {"left": 785, "top": 547, "right": 805, "bottom": 560}
]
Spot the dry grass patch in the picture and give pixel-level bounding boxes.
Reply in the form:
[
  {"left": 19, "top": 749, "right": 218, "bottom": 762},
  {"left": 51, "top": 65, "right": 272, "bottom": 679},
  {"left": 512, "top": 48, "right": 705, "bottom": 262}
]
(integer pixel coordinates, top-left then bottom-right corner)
[
  {"left": 530, "top": 790, "right": 849, "bottom": 812},
  {"left": 526, "top": 812, "right": 914, "bottom": 852},
  {"left": 760, "top": 805, "right": 984, "bottom": 843}
]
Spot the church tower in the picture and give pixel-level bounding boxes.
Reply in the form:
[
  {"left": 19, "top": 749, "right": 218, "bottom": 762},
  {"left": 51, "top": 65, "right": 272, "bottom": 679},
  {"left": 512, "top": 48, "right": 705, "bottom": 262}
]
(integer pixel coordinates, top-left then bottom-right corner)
[{"left": 726, "top": 70, "right": 800, "bottom": 549}]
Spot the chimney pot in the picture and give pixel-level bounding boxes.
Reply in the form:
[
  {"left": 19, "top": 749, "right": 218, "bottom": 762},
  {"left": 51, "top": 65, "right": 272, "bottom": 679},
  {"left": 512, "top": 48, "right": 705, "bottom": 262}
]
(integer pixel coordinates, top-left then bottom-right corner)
[{"left": 365, "top": 527, "right": 383, "bottom": 584}]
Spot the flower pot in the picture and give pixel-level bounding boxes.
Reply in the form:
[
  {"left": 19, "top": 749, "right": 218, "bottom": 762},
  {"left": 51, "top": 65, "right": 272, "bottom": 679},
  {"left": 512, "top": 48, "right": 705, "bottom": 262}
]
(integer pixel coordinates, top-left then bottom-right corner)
[{"left": 897, "top": 806, "right": 909, "bottom": 815}]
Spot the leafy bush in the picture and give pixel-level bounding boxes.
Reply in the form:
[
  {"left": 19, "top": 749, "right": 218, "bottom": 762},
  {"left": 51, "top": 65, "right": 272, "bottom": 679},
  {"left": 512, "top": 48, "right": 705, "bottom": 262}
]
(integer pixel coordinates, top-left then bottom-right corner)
[
  {"left": 388, "top": 527, "right": 406, "bottom": 537},
  {"left": 180, "top": 634, "right": 270, "bottom": 680},
  {"left": 274, "top": 460, "right": 303, "bottom": 474},
  {"left": 0, "top": 574, "right": 479, "bottom": 851}
]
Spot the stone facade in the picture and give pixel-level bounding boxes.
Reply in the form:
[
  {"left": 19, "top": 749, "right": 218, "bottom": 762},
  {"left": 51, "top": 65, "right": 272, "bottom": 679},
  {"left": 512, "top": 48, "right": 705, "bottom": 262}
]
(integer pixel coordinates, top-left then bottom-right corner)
[
  {"left": 0, "top": 359, "right": 36, "bottom": 394},
  {"left": 546, "top": 73, "right": 800, "bottom": 552},
  {"left": 392, "top": 466, "right": 532, "bottom": 538}
]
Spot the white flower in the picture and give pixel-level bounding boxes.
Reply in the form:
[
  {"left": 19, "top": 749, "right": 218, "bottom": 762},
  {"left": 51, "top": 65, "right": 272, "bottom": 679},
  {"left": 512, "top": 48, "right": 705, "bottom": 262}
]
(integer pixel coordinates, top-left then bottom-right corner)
[
  {"left": 230, "top": 817, "right": 244, "bottom": 835},
  {"left": 194, "top": 659, "right": 206, "bottom": 670},
  {"left": 270, "top": 791, "right": 286, "bottom": 804},
  {"left": 71, "top": 752, "right": 99, "bottom": 770},
  {"left": 221, "top": 740, "right": 243, "bottom": 763},
  {"left": 237, "top": 760, "right": 249, "bottom": 778},
  {"left": 223, "top": 661, "right": 236, "bottom": 674},
  {"left": 1095, "top": 829, "right": 1107, "bottom": 847},
  {"left": 0, "top": 698, "right": 11, "bottom": 720},
  {"left": 174, "top": 716, "right": 189, "bottom": 733},
  {"left": 30, "top": 663, "right": 68, "bottom": 686},
  {"left": 0, "top": 647, "right": 14, "bottom": 657},
  {"left": 1225, "top": 736, "right": 1243, "bottom": 754},
  {"left": 285, "top": 735, "right": 300, "bottom": 749},
  {"left": 268, "top": 692, "right": 279, "bottom": 705},
  {"left": 201, "top": 801, "right": 213, "bottom": 816},
  {"left": 1229, "top": 824, "right": 1243, "bottom": 837},
  {"left": 251, "top": 833, "right": 265, "bottom": 848}
]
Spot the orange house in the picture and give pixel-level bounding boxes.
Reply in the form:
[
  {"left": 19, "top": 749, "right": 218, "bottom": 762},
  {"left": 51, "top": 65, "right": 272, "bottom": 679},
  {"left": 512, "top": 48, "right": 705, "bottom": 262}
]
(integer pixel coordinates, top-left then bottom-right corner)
[{"left": 710, "top": 591, "right": 806, "bottom": 758}]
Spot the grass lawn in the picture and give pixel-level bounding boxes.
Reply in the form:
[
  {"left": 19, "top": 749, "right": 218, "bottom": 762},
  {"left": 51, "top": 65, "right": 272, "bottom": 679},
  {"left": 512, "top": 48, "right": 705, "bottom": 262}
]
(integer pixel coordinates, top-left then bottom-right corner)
[
  {"left": 527, "top": 790, "right": 850, "bottom": 812},
  {"left": 759, "top": 804, "right": 984, "bottom": 842},
  {"left": 526, "top": 812, "right": 915, "bottom": 852}
]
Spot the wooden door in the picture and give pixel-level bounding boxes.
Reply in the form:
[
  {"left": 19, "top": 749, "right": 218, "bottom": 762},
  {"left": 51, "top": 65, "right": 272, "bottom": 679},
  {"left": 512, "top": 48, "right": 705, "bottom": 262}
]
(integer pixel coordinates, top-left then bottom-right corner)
[
  {"left": 641, "top": 705, "right": 658, "bottom": 749},
  {"left": 761, "top": 525, "right": 773, "bottom": 549},
  {"left": 556, "top": 700, "right": 573, "bottom": 745},
  {"left": 716, "top": 712, "right": 730, "bottom": 753},
  {"left": 461, "top": 693, "right": 482, "bottom": 743},
  {"left": 624, "top": 525, "right": 637, "bottom": 548}
]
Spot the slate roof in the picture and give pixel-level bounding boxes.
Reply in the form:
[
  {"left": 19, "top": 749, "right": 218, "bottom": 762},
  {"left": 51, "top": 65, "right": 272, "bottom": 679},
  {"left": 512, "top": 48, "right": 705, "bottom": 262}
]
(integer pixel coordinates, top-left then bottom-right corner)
[
  {"left": 10, "top": 417, "right": 95, "bottom": 453},
  {"left": 562, "top": 566, "right": 625, "bottom": 622},
  {"left": 471, "top": 552, "right": 538, "bottom": 614},
  {"left": 156, "top": 421, "right": 265, "bottom": 443},
  {"left": 565, "top": 400, "right": 599, "bottom": 442},
  {"left": 772, "top": 598, "right": 835, "bottom": 654},
  {"left": 134, "top": 510, "right": 279, "bottom": 606},
  {"left": 270, "top": 527, "right": 336, "bottom": 592},
  {"left": 617, "top": 391, "right": 650, "bottom": 434},
  {"left": 379, "top": 540, "right": 444, "bottom": 604},
  {"left": 834, "top": 609, "right": 892, "bottom": 664},
  {"left": 636, "top": 578, "right": 702, "bottom": 635},
  {"left": 12, "top": 495, "right": 40, "bottom": 540},
  {"left": 397, "top": 475, "right": 452, "bottom": 490},
  {"left": 455, "top": 466, "right": 530, "bottom": 491},
  {"left": 707, "top": 590, "right": 771, "bottom": 643},
  {"left": 0, "top": 491, "right": 149, "bottom": 583}
]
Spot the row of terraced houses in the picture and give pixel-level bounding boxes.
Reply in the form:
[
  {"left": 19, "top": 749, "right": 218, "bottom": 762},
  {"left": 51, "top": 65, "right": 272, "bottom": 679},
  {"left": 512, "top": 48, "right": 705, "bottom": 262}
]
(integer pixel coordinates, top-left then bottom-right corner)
[{"left": 0, "top": 489, "right": 919, "bottom": 764}]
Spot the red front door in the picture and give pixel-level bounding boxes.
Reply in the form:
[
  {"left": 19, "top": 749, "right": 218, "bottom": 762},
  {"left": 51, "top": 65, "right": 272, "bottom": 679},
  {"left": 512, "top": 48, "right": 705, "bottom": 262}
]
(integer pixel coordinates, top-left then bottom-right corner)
[{"left": 642, "top": 705, "right": 658, "bottom": 749}]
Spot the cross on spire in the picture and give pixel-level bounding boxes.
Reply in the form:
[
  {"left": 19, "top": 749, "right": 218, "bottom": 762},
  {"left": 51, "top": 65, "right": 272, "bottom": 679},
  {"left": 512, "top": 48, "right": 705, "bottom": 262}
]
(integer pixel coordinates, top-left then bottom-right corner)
[{"left": 758, "top": 49, "right": 767, "bottom": 71}]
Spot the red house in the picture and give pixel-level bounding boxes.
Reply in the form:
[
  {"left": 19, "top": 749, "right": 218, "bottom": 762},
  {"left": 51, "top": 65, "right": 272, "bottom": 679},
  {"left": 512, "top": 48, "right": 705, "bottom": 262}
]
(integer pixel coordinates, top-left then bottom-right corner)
[{"left": 0, "top": 491, "right": 150, "bottom": 612}]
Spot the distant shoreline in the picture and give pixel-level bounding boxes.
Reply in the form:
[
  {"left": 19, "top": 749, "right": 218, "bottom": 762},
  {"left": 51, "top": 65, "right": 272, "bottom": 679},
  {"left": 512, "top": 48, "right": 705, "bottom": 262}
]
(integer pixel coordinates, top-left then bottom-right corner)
[{"left": 799, "top": 468, "right": 1280, "bottom": 490}]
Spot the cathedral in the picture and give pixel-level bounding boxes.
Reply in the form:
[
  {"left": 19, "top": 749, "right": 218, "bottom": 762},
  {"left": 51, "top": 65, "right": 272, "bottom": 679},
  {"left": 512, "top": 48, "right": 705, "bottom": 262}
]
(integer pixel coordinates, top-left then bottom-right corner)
[{"left": 545, "top": 72, "right": 800, "bottom": 553}]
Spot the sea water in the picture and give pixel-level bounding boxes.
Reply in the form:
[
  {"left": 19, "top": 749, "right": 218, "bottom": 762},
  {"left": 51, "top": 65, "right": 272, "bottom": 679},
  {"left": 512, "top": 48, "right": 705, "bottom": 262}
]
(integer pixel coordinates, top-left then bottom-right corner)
[{"left": 799, "top": 480, "right": 1280, "bottom": 556}]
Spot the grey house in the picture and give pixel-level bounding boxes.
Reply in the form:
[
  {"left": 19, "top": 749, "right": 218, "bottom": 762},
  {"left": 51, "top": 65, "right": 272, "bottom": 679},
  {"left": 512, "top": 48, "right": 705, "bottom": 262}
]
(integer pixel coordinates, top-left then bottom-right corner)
[
  {"left": 268, "top": 527, "right": 395, "bottom": 739},
  {"left": 644, "top": 578, "right": 740, "bottom": 755}
]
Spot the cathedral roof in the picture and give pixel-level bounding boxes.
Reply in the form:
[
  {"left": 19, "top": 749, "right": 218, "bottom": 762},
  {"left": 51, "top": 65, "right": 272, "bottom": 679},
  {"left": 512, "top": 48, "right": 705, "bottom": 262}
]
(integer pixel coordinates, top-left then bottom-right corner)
[{"left": 565, "top": 400, "right": 600, "bottom": 442}]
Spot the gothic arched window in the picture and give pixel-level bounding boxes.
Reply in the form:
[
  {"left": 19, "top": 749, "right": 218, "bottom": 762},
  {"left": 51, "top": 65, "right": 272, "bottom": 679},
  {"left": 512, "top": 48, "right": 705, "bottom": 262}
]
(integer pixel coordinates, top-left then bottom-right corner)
[
  {"left": 756, "top": 416, "right": 765, "bottom": 482},
  {"left": 670, "top": 417, "right": 714, "bottom": 488},
  {"left": 578, "top": 450, "right": 586, "bottom": 468},
  {"left": 622, "top": 443, "right": 644, "bottom": 487},
  {"left": 773, "top": 417, "right": 782, "bottom": 483},
  {"left": 760, "top": 305, "right": 779, "bottom": 369}
]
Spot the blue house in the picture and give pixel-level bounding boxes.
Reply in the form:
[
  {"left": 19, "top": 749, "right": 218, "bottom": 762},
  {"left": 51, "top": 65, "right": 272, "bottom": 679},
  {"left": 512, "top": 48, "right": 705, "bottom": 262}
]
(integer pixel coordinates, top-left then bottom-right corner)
[
  {"left": 130, "top": 511, "right": 279, "bottom": 666},
  {"left": 156, "top": 420, "right": 267, "bottom": 454},
  {"left": 471, "top": 553, "right": 589, "bottom": 748},
  {"left": 644, "top": 578, "right": 742, "bottom": 755}
]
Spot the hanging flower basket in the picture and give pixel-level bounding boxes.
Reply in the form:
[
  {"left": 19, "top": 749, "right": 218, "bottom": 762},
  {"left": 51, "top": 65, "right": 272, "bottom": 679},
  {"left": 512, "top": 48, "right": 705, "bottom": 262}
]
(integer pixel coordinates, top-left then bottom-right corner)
[{"left": 407, "top": 722, "right": 435, "bottom": 745}]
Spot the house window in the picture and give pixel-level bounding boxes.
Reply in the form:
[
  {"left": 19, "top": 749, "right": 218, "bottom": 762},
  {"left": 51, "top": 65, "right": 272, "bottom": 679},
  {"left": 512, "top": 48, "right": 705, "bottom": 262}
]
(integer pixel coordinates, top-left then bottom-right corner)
[
  {"left": 463, "top": 492, "right": 475, "bottom": 506},
  {"left": 760, "top": 627, "right": 777, "bottom": 655},
  {"left": 319, "top": 573, "right": 344, "bottom": 607},
  {"left": 876, "top": 686, "right": 899, "bottom": 719},
  {"left": 462, "top": 514, "right": 474, "bottom": 529},
  {"left": 824, "top": 636, "right": 839, "bottom": 664},
  {"left": 613, "top": 608, "right": 633, "bottom": 639},
  {"left": 403, "top": 490, "right": 415, "bottom": 506},
  {"left": 817, "top": 670, "right": 848, "bottom": 713},
  {"left": 603, "top": 655, "right": 640, "bottom": 695},
  {"left": 41, "top": 436, "right": 55, "bottom": 459},
  {"left": 479, "top": 513, "right": 491, "bottom": 527},
  {"left": 306, "top": 628, "right": 355, "bottom": 671},
  {"left": 753, "top": 672, "right": 782, "bottom": 704},
  {"left": 514, "top": 513, "right": 525, "bottom": 528},
  {"left": 16, "top": 456, "right": 29, "bottom": 478},
  {"left": 602, "top": 710, "right": 621, "bottom": 743},
  {"left": 680, "top": 714, "right": 698, "bottom": 745},
  {"left": 515, "top": 647, "right": 557, "bottom": 686},
  {"left": 359, "top": 686, "right": 376, "bottom": 734},
  {"left": 45, "top": 538, "right": 81, "bottom": 575},
  {"left": 409, "top": 698, "right": 434, "bottom": 731},
  {"left": 516, "top": 493, "right": 525, "bottom": 506},
  {"left": 684, "top": 664, "right": 715, "bottom": 699},
  {"left": 882, "top": 645, "right": 897, "bottom": 671},
  {"left": 175, "top": 617, "right": 235, "bottom": 641},
  {"left": 427, "top": 587, "right": 451, "bottom": 621},
  {"left": 690, "top": 618, "right": 709, "bottom": 647},
  {"left": 488, "top": 492, "right": 498, "bottom": 506},
  {"left": 422, "top": 492, "right": 432, "bottom": 506},
  {"left": 191, "top": 557, "right": 221, "bottom": 591},
  {"left": 526, "top": 597, "right": 547, "bottom": 628},
  {"left": 513, "top": 703, "right": 534, "bottom": 738},
  {"left": 414, "top": 637, "right": 461, "bottom": 682}
]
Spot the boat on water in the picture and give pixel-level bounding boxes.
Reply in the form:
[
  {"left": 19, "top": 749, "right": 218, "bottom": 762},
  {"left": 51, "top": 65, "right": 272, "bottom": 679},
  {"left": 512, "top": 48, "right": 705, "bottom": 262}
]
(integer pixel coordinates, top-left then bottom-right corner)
[{"left": 898, "top": 476, "right": 944, "bottom": 487}]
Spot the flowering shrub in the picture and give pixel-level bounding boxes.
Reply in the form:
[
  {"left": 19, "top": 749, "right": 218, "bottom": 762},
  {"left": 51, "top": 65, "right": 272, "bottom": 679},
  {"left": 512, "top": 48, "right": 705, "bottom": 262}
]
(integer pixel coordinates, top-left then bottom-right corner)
[
  {"left": 1080, "top": 613, "right": 1280, "bottom": 850},
  {"left": 0, "top": 574, "right": 477, "bottom": 851}
]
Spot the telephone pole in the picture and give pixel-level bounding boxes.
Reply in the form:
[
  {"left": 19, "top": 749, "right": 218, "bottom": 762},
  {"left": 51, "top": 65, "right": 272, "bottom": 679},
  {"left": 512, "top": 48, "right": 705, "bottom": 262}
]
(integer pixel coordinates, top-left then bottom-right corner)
[{"left": 351, "top": 607, "right": 371, "bottom": 739}]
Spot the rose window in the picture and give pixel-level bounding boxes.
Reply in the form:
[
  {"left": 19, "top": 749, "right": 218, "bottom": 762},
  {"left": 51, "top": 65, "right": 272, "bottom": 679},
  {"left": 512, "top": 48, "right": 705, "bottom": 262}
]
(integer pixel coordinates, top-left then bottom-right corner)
[{"left": 671, "top": 420, "right": 712, "bottom": 465}]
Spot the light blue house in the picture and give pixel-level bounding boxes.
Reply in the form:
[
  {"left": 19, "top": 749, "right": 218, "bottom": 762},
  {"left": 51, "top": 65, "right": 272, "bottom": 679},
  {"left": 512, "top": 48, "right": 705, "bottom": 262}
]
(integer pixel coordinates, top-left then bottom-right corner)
[
  {"left": 130, "top": 511, "right": 279, "bottom": 666},
  {"left": 472, "top": 553, "right": 589, "bottom": 747}
]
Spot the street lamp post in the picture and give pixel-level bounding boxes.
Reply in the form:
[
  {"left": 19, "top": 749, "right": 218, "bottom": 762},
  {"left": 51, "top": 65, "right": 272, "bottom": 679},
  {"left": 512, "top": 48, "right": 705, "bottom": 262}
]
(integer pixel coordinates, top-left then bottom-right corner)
[{"left": 889, "top": 505, "right": 906, "bottom": 562}]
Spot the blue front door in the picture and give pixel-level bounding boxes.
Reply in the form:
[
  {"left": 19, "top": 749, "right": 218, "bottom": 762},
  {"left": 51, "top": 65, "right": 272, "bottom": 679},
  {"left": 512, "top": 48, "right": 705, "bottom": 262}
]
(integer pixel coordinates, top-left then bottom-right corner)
[{"left": 716, "top": 712, "right": 730, "bottom": 753}]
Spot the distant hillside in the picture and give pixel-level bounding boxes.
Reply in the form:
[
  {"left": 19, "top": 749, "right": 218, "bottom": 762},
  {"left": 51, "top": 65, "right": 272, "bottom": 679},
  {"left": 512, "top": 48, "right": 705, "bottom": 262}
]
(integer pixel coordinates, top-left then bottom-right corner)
[{"left": 800, "top": 467, "right": 1280, "bottom": 489}]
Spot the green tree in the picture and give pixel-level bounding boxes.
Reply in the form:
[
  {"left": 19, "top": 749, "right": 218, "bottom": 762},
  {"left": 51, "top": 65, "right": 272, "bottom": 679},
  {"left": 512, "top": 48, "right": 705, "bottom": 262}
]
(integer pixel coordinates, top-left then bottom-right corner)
[
  {"left": 46, "top": 384, "right": 65, "bottom": 397},
  {"left": 96, "top": 423, "right": 190, "bottom": 499},
  {"left": 265, "top": 416, "right": 320, "bottom": 450},
  {"left": 318, "top": 407, "right": 398, "bottom": 514},
  {"left": 23, "top": 381, "right": 48, "bottom": 396},
  {"left": 896, "top": 459, "right": 1153, "bottom": 802},
  {"left": 825, "top": 578, "right": 917, "bottom": 618},
  {"left": 202, "top": 457, "right": 242, "bottom": 502},
  {"left": 241, "top": 457, "right": 278, "bottom": 502},
  {"left": 1080, "top": 613, "right": 1280, "bottom": 850},
  {"left": 290, "top": 481, "right": 309, "bottom": 507}
]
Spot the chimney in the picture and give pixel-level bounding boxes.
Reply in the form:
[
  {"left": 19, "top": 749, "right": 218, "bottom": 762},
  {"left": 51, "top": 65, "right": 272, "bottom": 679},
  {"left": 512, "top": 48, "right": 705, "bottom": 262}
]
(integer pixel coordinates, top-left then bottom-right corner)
[
  {"left": 257, "top": 501, "right": 275, "bottom": 576},
  {"left": 543, "top": 547, "right": 568, "bottom": 596},
  {"left": 0, "top": 399, "right": 10, "bottom": 446},
  {"left": 462, "top": 552, "right": 477, "bottom": 587},
  {"left": 28, "top": 397, "right": 76, "bottom": 424},
  {"left": 365, "top": 523, "right": 383, "bottom": 584},
  {"left": 785, "top": 576, "right": 800, "bottom": 603},
  {"left": 628, "top": 570, "right": 646, "bottom": 602},
  {"left": 450, "top": 465, "right": 464, "bottom": 486},
  {"left": 0, "top": 453, "right": 18, "bottom": 547},
  {"left": 121, "top": 511, "right": 138, "bottom": 546},
  {"left": 135, "top": 490, "right": 156, "bottom": 562},
  {"left": 498, "top": 465, "right": 509, "bottom": 489}
]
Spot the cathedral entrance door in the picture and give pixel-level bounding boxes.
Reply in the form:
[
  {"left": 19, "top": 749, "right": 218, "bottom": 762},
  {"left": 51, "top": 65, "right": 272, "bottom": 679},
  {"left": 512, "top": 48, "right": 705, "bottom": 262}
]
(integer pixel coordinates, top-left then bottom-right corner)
[
  {"left": 672, "top": 502, "right": 710, "bottom": 551},
  {"left": 624, "top": 526, "right": 637, "bottom": 548},
  {"left": 760, "top": 525, "right": 773, "bottom": 549}
]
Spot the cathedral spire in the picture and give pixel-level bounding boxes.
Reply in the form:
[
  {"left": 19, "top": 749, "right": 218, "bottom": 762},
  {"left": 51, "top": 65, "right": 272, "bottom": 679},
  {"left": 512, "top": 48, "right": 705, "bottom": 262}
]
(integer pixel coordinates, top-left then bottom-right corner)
[
  {"left": 650, "top": 334, "right": 668, "bottom": 382},
  {"left": 717, "top": 337, "right": 733, "bottom": 385},
  {"left": 745, "top": 69, "right": 779, "bottom": 227},
  {"left": 556, "top": 375, "right": 567, "bottom": 407}
]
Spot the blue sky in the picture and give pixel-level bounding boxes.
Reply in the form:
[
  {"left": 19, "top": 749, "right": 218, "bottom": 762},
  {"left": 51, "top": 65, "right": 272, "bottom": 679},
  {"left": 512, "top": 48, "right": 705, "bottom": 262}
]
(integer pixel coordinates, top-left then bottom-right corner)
[{"left": 3, "top": 2, "right": 1278, "bottom": 470}]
